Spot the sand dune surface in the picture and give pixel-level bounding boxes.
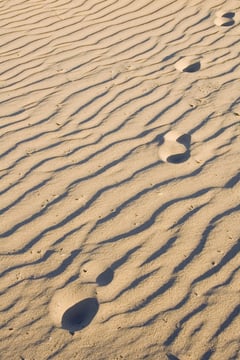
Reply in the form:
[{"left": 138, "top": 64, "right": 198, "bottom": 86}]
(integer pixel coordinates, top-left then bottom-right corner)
[{"left": 0, "top": 0, "right": 240, "bottom": 359}]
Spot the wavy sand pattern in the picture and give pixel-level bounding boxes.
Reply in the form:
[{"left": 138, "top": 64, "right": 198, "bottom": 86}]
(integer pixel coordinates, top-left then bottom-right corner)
[{"left": 0, "top": 0, "right": 240, "bottom": 359}]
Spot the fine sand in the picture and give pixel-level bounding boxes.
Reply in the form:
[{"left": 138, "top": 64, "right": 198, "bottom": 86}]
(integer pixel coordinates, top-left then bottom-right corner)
[{"left": 0, "top": 0, "right": 240, "bottom": 359}]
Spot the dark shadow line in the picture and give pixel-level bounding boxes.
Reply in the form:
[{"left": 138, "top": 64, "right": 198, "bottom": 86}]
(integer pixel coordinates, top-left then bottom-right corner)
[
  {"left": 52, "top": 223, "right": 86, "bottom": 246},
  {"left": 200, "top": 348, "right": 215, "bottom": 360},
  {"left": 114, "top": 36, "right": 158, "bottom": 60},
  {"left": 170, "top": 203, "right": 208, "bottom": 229},
  {"left": 211, "top": 62, "right": 240, "bottom": 78},
  {"left": 212, "top": 303, "right": 240, "bottom": 339},
  {"left": 99, "top": 188, "right": 212, "bottom": 245},
  {"left": 228, "top": 95, "right": 240, "bottom": 113},
  {"left": 141, "top": 236, "right": 178, "bottom": 266},
  {"left": 0, "top": 178, "right": 49, "bottom": 215},
  {"left": 3, "top": 162, "right": 159, "bottom": 254},
  {"left": 110, "top": 268, "right": 159, "bottom": 302},
  {"left": 93, "top": 164, "right": 211, "bottom": 230},
  {"left": 189, "top": 113, "right": 214, "bottom": 136},
  {"left": 71, "top": 88, "right": 110, "bottom": 117},
  {"left": 54, "top": 127, "right": 157, "bottom": 174},
  {"left": 128, "top": 277, "right": 175, "bottom": 313},
  {"left": 42, "top": 249, "right": 82, "bottom": 279},
  {"left": 204, "top": 121, "right": 239, "bottom": 142},
  {"left": 146, "top": 97, "right": 182, "bottom": 126},
  {"left": 174, "top": 204, "right": 240, "bottom": 274},
  {"left": 165, "top": 293, "right": 190, "bottom": 312},
  {"left": 2, "top": 152, "right": 220, "bottom": 255},
  {"left": 0, "top": 115, "right": 27, "bottom": 130},
  {"left": 0, "top": 250, "right": 55, "bottom": 279},
  {"left": 0, "top": 190, "right": 68, "bottom": 238},
  {"left": 111, "top": 245, "right": 142, "bottom": 270},
  {"left": 101, "top": 279, "right": 175, "bottom": 324},
  {"left": 166, "top": 354, "right": 180, "bottom": 360},
  {"left": 164, "top": 303, "right": 207, "bottom": 345},
  {"left": 1, "top": 144, "right": 142, "bottom": 239},
  {"left": 205, "top": 266, "right": 240, "bottom": 294},
  {"left": 72, "top": 79, "right": 150, "bottom": 128},
  {"left": 0, "top": 113, "right": 59, "bottom": 158},
  {"left": 192, "top": 239, "right": 240, "bottom": 285}
]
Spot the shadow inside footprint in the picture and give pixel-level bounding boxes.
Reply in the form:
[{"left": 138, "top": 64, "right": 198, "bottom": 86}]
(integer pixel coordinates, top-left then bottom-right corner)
[
  {"left": 221, "top": 19, "right": 235, "bottom": 26},
  {"left": 167, "top": 133, "right": 191, "bottom": 164},
  {"left": 167, "top": 152, "right": 190, "bottom": 164},
  {"left": 158, "top": 132, "right": 191, "bottom": 164},
  {"left": 215, "top": 12, "right": 235, "bottom": 26},
  {"left": 62, "top": 298, "right": 99, "bottom": 332},
  {"left": 183, "top": 61, "right": 201, "bottom": 73},
  {"left": 177, "top": 133, "right": 191, "bottom": 147},
  {"left": 96, "top": 267, "right": 114, "bottom": 286},
  {"left": 222, "top": 12, "right": 235, "bottom": 19}
]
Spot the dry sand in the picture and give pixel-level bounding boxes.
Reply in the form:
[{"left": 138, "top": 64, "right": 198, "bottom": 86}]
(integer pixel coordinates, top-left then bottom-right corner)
[{"left": 0, "top": 0, "right": 240, "bottom": 359}]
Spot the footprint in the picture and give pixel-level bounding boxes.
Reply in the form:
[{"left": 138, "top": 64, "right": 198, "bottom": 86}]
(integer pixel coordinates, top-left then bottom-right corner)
[
  {"left": 175, "top": 56, "right": 201, "bottom": 73},
  {"left": 158, "top": 131, "right": 191, "bottom": 164},
  {"left": 80, "top": 260, "right": 114, "bottom": 286},
  {"left": 214, "top": 11, "right": 235, "bottom": 27},
  {"left": 49, "top": 284, "right": 99, "bottom": 333},
  {"left": 96, "top": 267, "right": 114, "bottom": 286},
  {"left": 62, "top": 298, "right": 99, "bottom": 332},
  {"left": 49, "top": 262, "right": 114, "bottom": 333}
]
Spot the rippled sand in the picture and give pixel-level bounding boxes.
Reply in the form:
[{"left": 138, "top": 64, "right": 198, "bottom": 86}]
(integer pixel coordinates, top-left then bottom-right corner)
[{"left": 0, "top": 0, "right": 240, "bottom": 359}]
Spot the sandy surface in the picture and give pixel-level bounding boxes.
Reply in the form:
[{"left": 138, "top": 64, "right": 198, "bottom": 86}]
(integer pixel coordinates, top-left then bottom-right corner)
[{"left": 0, "top": 0, "right": 240, "bottom": 359}]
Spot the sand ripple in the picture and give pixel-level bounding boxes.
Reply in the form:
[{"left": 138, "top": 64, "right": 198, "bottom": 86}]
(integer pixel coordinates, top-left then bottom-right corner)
[{"left": 0, "top": 0, "right": 240, "bottom": 359}]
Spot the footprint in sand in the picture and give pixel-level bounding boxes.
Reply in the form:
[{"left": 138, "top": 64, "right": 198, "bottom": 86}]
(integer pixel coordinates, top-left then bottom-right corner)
[
  {"left": 49, "top": 262, "right": 114, "bottom": 333},
  {"left": 49, "top": 284, "right": 99, "bottom": 333},
  {"left": 158, "top": 131, "right": 191, "bottom": 164},
  {"left": 80, "top": 260, "right": 114, "bottom": 286},
  {"left": 214, "top": 11, "right": 235, "bottom": 27},
  {"left": 175, "top": 56, "right": 201, "bottom": 73}
]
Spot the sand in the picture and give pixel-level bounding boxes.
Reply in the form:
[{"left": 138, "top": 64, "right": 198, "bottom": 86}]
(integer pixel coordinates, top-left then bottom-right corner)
[{"left": 0, "top": 0, "right": 240, "bottom": 359}]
